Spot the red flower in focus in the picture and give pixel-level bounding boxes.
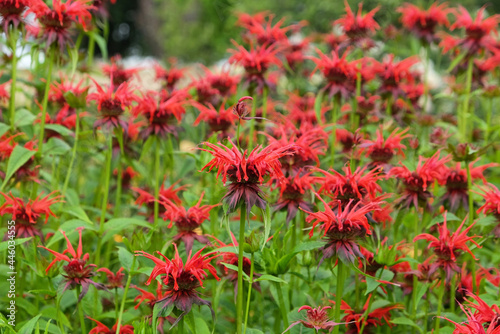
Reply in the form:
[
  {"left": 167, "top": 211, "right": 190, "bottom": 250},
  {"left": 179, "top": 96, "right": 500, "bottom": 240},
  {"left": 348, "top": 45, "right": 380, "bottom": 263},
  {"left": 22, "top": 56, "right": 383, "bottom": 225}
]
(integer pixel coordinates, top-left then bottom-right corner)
[
  {"left": 200, "top": 139, "right": 297, "bottom": 214},
  {"left": 438, "top": 160, "right": 497, "bottom": 212},
  {"left": 0, "top": 0, "right": 32, "bottom": 31},
  {"left": 87, "top": 79, "right": 137, "bottom": 131},
  {"left": 102, "top": 55, "right": 141, "bottom": 86},
  {"left": 38, "top": 227, "right": 106, "bottom": 301},
  {"left": 335, "top": 0, "right": 379, "bottom": 49},
  {"left": 414, "top": 214, "right": 482, "bottom": 282},
  {"left": 388, "top": 151, "right": 451, "bottom": 210},
  {"left": 273, "top": 170, "right": 315, "bottom": 224},
  {"left": 360, "top": 127, "right": 410, "bottom": 168},
  {"left": 232, "top": 96, "right": 254, "bottom": 120},
  {"left": 154, "top": 59, "right": 184, "bottom": 92},
  {"left": 134, "top": 244, "right": 219, "bottom": 326},
  {"left": 341, "top": 295, "right": 402, "bottom": 333},
  {"left": 477, "top": 184, "right": 500, "bottom": 237},
  {"left": 97, "top": 267, "right": 125, "bottom": 289},
  {"left": 88, "top": 317, "right": 134, "bottom": 334},
  {"left": 191, "top": 101, "right": 237, "bottom": 139},
  {"left": 283, "top": 305, "right": 344, "bottom": 333},
  {"left": 27, "top": 0, "right": 94, "bottom": 50},
  {"left": 133, "top": 89, "right": 190, "bottom": 139},
  {"left": 0, "top": 191, "right": 62, "bottom": 240},
  {"left": 397, "top": 3, "right": 451, "bottom": 44},
  {"left": 301, "top": 194, "right": 381, "bottom": 265},
  {"left": 228, "top": 40, "right": 282, "bottom": 93},
  {"left": 161, "top": 192, "right": 220, "bottom": 253}
]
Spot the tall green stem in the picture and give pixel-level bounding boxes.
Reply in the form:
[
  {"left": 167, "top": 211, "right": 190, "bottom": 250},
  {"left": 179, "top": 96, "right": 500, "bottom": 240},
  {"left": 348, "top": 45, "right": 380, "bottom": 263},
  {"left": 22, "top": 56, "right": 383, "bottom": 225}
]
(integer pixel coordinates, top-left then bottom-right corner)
[
  {"left": 485, "top": 98, "right": 493, "bottom": 144},
  {"left": 36, "top": 50, "right": 55, "bottom": 159},
  {"left": 8, "top": 29, "right": 18, "bottom": 132},
  {"left": 248, "top": 94, "right": 257, "bottom": 150},
  {"left": 461, "top": 60, "right": 474, "bottom": 142},
  {"left": 466, "top": 162, "right": 474, "bottom": 226},
  {"left": 116, "top": 257, "right": 136, "bottom": 334},
  {"left": 434, "top": 281, "right": 445, "bottom": 334},
  {"left": 236, "top": 205, "right": 246, "bottom": 334},
  {"left": 275, "top": 281, "right": 289, "bottom": 329},
  {"left": 154, "top": 137, "right": 161, "bottom": 228},
  {"left": 333, "top": 261, "right": 345, "bottom": 334},
  {"left": 243, "top": 253, "right": 255, "bottom": 334},
  {"left": 61, "top": 108, "right": 81, "bottom": 201},
  {"left": 330, "top": 95, "right": 339, "bottom": 167},
  {"left": 76, "top": 286, "right": 86, "bottom": 334}
]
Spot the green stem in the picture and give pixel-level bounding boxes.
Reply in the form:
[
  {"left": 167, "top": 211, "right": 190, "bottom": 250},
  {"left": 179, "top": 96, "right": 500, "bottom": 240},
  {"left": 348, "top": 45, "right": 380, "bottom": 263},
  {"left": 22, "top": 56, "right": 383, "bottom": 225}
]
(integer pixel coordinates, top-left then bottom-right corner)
[
  {"left": 154, "top": 137, "right": 161, "bottom": 228},
  {"left": 36, "top": 50, "right": 55, "bottom": 159},
  {"left": 461, "top": 60, "right": 474, "bottom": 142},
  {"left": 450, "top": 276, "right": 456, "bottom": 312},
  {"left": 8, "top": 29, "right": 18, "bottom": 132},
  {"left": 236, "top": 121, "right": 241, "bottom": 151},
  {"left": 56, "top": 295, "right": 65, "bottom": 334},
  {"left": 243, "top": 253, "right": 255, "bottom": 334},
  {"left": 248, "top": 94, "right": 257, "bottom": 150},
  {"left": 435, "top": 281, "right": 445, "bottom": 334},
  {"left": 116, "top": 257, "right": 136, "bottom": 334},
  {"left": 275, "top": 281, "right": 289, "bottom": 329},
  {"left": 76, "top": 286, "right": 86, "bottom": 334},
  {"left": 236, "top": 205, "right": 246, "bottom": 334},
  {"left": 330, "top": 95, "right": 339, "bottom": 167},
  {"left": 466, "top": 161, "right": 474, "bottom": 226},
  {"left": 333, "top": 261, "right": 345, "bottom": 334},
  {"left": 61, "top": 108, "right": 81, "bottom": 201},
  {"left": 351, "top": 70, "right": 361, "bottom": 131},
  {"left": 485, "top": 98, "right": 493, "bottom": 144}
]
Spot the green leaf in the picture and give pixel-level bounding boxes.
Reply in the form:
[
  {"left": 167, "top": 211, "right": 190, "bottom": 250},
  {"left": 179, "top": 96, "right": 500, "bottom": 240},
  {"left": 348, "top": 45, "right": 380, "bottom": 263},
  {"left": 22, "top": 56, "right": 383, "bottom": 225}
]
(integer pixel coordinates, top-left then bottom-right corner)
[
  {"left": 43, "top": 137, "right": 71, "bottom": 156},
  {"left": 314, "top": 90, "right": 324, "bottom": 125},
  {"left": 44, "top": 124, "right": 73, "bottom": 137},
  {"left": 117, "top": 247, "right": 134, "bottom": 271},
  {"left": 0, "top": 145, "right": 36, "bottom": 191},
  {"left": 446, "top": 52, "right": 466, "bottom": 73},
  {"left": 63, "top": 206, "right": 94, "bottom": 225},
  {"left": 254, "top": 274, "right": 288, "bottom": 284},
  {"left": 0, "top": 238, "right": 32, "bottom": 252},
  {"left": 15, "top": 108, "right": 36, "bottom": 127},
  {"left": 0, "top": 123, "right": 9, "bottom": 137},
  {"left": 391, "top": 317, "right": 423, "bottom": 333},
  {"left": 292, "top": 241, "right": 324, "bottom": 254},
  {"left": 221, "top": 262, "right": 250, "bottom": 280},
  {"left": 46, "top": 219, "right": 96, "bottom": 248},
  {"left": 102, "top": 218, "right": 151, "bottom": 242},
  {"left": 18, "top": 314, "right": 42, "bottom": 334},
  {"left": 262, "top": 204, "right": 271, "bottom": 251},
  {"left": 88, "top": 30, "right": 108, "bottom": 60}
]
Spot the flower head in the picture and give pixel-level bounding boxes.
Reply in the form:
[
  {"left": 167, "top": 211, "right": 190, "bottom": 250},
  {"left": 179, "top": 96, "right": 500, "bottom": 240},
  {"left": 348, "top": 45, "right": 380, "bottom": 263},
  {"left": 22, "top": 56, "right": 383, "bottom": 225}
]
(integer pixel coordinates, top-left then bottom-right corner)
[
  {"left": 398, "top": 3, "right": 451, "bottom": 44},
  {"left": 88, "top": 317, "right": 134, "bottom": 334},
  {"left": 283, "top": 305, "right": 344, "bottom": 333},
  {"left": 360, "top": 127, "right": 410, "bottom": 167},
  {"left": 273, "top": 170, "right": 315, "bottom": 224},
  {"left": 102, "top": 55, "right": 141, "bottom": 86},
  {"left": 0, "top": 0, "right": 33, "bottom": 31},
  {"left": 97, "top": 267, "right": 125, "bottom": 289},
  {"left": 191, "top": 101, "right": 237, "bottom": 138},
  {"left": 154, "top": 59, "right": 184, "bottom": 92}
]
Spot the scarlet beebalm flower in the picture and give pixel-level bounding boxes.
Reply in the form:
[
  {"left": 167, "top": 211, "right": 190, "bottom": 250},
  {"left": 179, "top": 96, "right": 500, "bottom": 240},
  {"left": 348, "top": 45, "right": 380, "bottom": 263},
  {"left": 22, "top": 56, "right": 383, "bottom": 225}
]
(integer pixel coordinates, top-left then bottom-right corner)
[
  {"left": 301, "top": 194, "right": 381, "bottom": 265},
  {"left": 191, "top": 66, "right": 239, "bottom": 106},
  {"left": 88, "top": 317, "right": 134, "bottom": 334},
  {"left": 161, "top": 192, "right": 220, "bottom": 253},
  {"left": 38, "top": 227, "right": 106, "bottom": 301},
  {"left": 154, "top": 59, "right": 184, "bottom": 92},
  {"left": 335, "top": 0, "right": 380, "bottom": 40},
  {"left": 133, "top": 181, "right": 187, "bottom": 222},
  {"left": 87, "top": 79, "right": 137, "bottom": 131},
  {"left": 49, "top": 76, "right": 89, "bottom": 106},
  {"left": 238, "top": 12, "right": 304, "bottom": 46},
  {"left": 0, "top": 0, "right": 32, "bottom": 31},
  {"left": 360, "top": 127, "right": 410, "bottom": 167},
  {"left": 97, "top": 267, "right": 125, "bottom": 289},
  {"left": 212, "top": 234, "right": 253, "bottom": 286},
  {"left": 341, "top": 295, "right": 402, "bottom": 333},
  {"left": 397, "top": 2, "right": 451, "bottom": 44},
  {"left": 414, "top": 214, "right": 482, "bottom": 282},
  {"left": 102, "top": 56, "right": 141, "bottom": 86},
  {"left": 134, "top": 244, "right": 219, "bottom": 326},
  {"left": 375, "top": 54, "right": 419, "bottom": 99},
  {"left": 273, "top": 171, "right": 315, "bottom": 224},
  {"left": 283, "top": 305, "right": 345, "bottom": 333},
  {"left": 191, "top": 101, "right": 237, "bottom": 138},
  {"left": 0, "top": 191, "right": 62, "bottom": 240},
  {"left": 0, "top": 133, "right": 21, "bottom": 161}
]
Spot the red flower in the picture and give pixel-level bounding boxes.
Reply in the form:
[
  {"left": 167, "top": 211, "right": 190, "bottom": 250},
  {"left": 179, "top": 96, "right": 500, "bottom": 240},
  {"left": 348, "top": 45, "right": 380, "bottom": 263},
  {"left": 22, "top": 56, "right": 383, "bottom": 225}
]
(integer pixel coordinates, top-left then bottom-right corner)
[
  {"left": 388, "top": 151, "right": 451, "bottom": 210},
  {"left": 49, "top": 75, "right": 89, "bottom": 106},
  {"left": 133, "top": 181, "right": 187, "bottom": 222},
  {"left": 300, "top": 194, "right": 381, "bottom": 265},
  {"left": 134, "top": 244, "right": 219, "bottom": 326},
  {"left": 200, "top": 139, "right": 297, "bottom": 213},
  {"left": 37, "top": 104, "right": 87, "bottom": 138},
  {"left": 27, "top": 0, "right": 94, "bottom": 50},
  {"left": 238, "top": 12, "right": 303, "bottom": 45},
  {"left": 476, "top": 183, "right": 500, "bottom": 237},
  {"left": 191, "top": 101, "right": 238, "bottom": 138},
  {"left": 88, "top": 317, "right": 134, "bottom": 334},
  {"left": 414, "top": 214, "right": 482, "bottom": 282},
  {"left": 335, "top": 0, "right": 379, "bottom": 48},
  {"left": 397, "top": 3, "right": 451, "bottom": 44},
  {"left": 0, "top": 133, "right": 22, "bottom": 161},
  {"left": 438, "top": 160, "right": 497, "bottom": 212},
  {"left": 87, "top": 79, "right": 137, "bottom": 131},
  {"left": 360, "top": 127, "right": 410, "bottom": 167},
  {"left": 213, "top": 234, "right": 253, "bottom": 285},
  {"left": 0, "top": 191, "right": 62, "bottom": 240},
  {"left": 341, "top": 295, "right": 402, "bottom": 333},
  {"left": 375, "top": 54, "right": 419, "bottom": 99},
  {"left": 191, "top": 66, "right": 239, "bottom": 106},
  {"left": 133, "top": 89, "right": 190, "bottom": 139},
  {"left": 228, "top": 40, "right": 282, "bottom": 92},
  {"left": 283, "top": 305, "right": 344, "bottom": 333},
  {"left": 38, "top": 227, "right": 106, "bottom": 301},
  {"left": 284, "top": 92, "right": 327, "bottom": 125},
  {"left": 0, "top": 0, "right": 32, "bottom": 31},
  {"left": 97, "top": 267, "right": 125, "bottom": 289},
  {"left": 102, "top": 55, "right": 141, "bottom": 86},
  {"left": 154, "top": 59, "right": 184, "bottom": 92},
  {"left": 273, "top": 170, "right": 315, "bottom": 224},
  {"left": 161, "top": 192, "right": 220, "bottom": 253}
]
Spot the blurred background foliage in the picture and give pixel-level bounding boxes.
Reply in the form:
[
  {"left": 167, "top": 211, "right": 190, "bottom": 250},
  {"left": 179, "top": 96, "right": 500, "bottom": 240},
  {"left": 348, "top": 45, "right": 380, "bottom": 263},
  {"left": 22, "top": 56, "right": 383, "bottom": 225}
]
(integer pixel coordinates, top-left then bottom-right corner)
[{"left": 108, "top": 0, "right": 500, "bottom": 64}]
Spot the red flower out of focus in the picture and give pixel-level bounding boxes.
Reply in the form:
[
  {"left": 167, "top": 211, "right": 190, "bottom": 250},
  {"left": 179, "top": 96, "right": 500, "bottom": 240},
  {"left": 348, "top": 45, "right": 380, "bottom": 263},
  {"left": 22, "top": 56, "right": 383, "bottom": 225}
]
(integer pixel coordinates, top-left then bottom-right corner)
[
  {"left": 273, "top": 170, "right": 315, "bottom": 224},
  {"left": 283, "top": 305, "right": 345, "bottom": 333},
  {"left": 87, "top": 79, "right": 137, "bottom": 131},
  {"left": 133, "top": 89, "right": 190, "bottom": 139},
  {"left": 0, "top": 191, "right": 62, "bottom": 240},
  {"left": 200, "top": 139, "right": 297, "bottom": 214},
  {"left": 88, "top": 317, "right": 134, "bottom": 334},
  {"left": 97, "top": 267, "right": 125, "bottom": 289},
  {"left": 238, "top": 12, "right": 305, "bottom": 46},
  {"left": 228, "top": 40, "right": 282, "bottom": 93},
  {"left": 133, "top": 181, "right": 187, "bottom": 222},
  {"left": 154, "top": 59, "right": 185, "bottom": 92},
  {"left": 38, "top": 227, "right": 106, "bottom": 301},
  {"left": 49, "top": 76, "right": 89, "bottom": 106},
  {"left": 0, "top": 133, "right": 22, "bottom": 161},
  {"left": 102, "top": 56, "right": 141, "bottom": 86},
  {"left": 213, "top": 234, "right": 254, "bottom": 289},
  {"left": 477, "top": 183, "right": 500, "bottom": 237},
  {"left": 0, "top": 0, "right": 32, "bottom": 31},
  {"left": 191, "top": 65, "right": 239, "bottom": 106},
  {"left": 414, "top": 213, "right": 482, "bottom": 282},
  {"left": 300, "top": 194, "right": 381, "bottom": 265},
  {"left": 375, "top": 54, "right": 419, "bottom": 100},
  {"left": 388, "top": 151, "right": 451, "bottom": 210},
  {"left": 191, "top": 100, "right": 238, "bottom": 139},
  {"left": 27, "top": 0, "right": 94, "bottom": 50},
  {"left": 341, "top": 295, "right": 402, "bottom": 334},
  {"left": 160, "top": 191, "right": 220, "bottom": 253},
  {"left": 398, "top": 3, "right": 451, "bottom": 44},
  {"left": 360, "top": 127, "right": 410, "bottom": 168},
  {"left": 135, "top": 244, "right": 219, "bottom": 327},
  {"left": 335, "top": 0, "right": 379, "bottom": 49}
]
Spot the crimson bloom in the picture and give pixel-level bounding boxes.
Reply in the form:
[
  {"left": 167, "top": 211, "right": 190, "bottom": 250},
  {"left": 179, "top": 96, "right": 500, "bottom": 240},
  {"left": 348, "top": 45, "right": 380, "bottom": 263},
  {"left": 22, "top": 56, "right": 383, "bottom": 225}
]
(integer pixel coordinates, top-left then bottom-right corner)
[
  {"left": 97, "top": 267, "right": 125, "bottom": 289},
  {"left": 301, "top": 194, "right": 381, "bottom": 265},
  {"left": 49, "top": 76, "right": 89, "bottom": 106},
  {"left": 414, "top": 214, "right": 482, "bottom": 282},
  {"left": 335, "top": 1, "right": 380, "bottom": 49},
  {"left": 102, "top": 55, "right": 141, "bottom": 86},
  {"left": 238, "top": 12, "right": 303, "bottom": 46},
  {"left": 87, "top": 79, "right": 137, "bottom": 131},
  {"left": 283, "top": 305, "right": 345, "bottom": 333},
  {"left": 200, "top": 138, "right": 297, "bottom": 214},
  {"left": 154, "top": 59, "right": 185, "bottom": 92},
  {"left": 88, "top": 317, "right": 134, "bottom": 334},
  {"left": 191, "top": 66, "right": 239, "bottom": 106},
  {"left": 375, "top": 54, "right": 419, "bottom": 99},
  {"left": 38, "top": 227, "right": 106, "bottom": 301},
  {"left": 360, "top": 127, "right": 410, "bottom": 168},
  {"left": 213, "top": 234, "right": 253, "bottom": 289},
  {"left": 191, "top": 101, "right": 237, "bottom": 139},
  {"left": 133, "top": 181, "right": 187, "bottom": 222},
  {"left": 27, "top": 0, "right": 94, "bottom": 50},
  {"left": 477, "top": 183, "right": 500, "bottom": 237},
  {"left": 0, "top": 0, "right": 33, "bottom": 31},
  {"left": 134, "top": 244, "right": 220, "bottom": 326},
  {"left": 0, "top": 191, "right": 62, "bottom": 240},
  {"left": 161, "top": 192, "right": 220, "bottom": 253},
  {"left": 397, "top": 2, "right": 451, "bottom": 44},
  {"left": 273, "top": 170, "right": 315, "bottom": 224}
]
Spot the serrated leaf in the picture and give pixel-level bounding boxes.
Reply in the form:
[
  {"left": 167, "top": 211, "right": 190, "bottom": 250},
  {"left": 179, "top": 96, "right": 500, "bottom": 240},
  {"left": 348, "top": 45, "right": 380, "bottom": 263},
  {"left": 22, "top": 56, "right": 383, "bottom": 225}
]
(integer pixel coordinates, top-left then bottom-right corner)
[
  {"left": 63, "top": 206, "right": 93, "bottom": 225},
  {"left": 0, "top": 145, "right": 36, "bottom": 191},
  {"left": 15, "top": 108, "right": 36, "bottom": 127},
  {"left": 117, "top": 247, "right": 134, "bottom": 271},
  {"left": 18, "top": 314, "right": 42, "bottom": 334},
  {"left": 254, "top": 274, "right": 288, "bottom": 284},
  {"left": 0, "top": 237, "right": 32, "bottom": 252},
  {"left": 44, "top": 137, "right": 71, "bottom": 156}
]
